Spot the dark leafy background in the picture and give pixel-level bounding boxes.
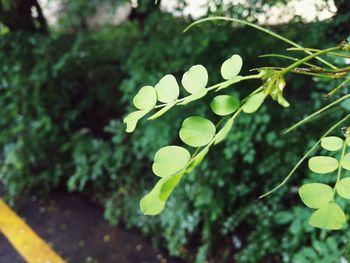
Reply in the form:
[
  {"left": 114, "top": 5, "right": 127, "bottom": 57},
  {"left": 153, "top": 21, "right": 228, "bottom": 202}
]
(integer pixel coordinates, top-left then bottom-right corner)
[{"left": 0, "top": 0, "right": 350, "bottom": 262}]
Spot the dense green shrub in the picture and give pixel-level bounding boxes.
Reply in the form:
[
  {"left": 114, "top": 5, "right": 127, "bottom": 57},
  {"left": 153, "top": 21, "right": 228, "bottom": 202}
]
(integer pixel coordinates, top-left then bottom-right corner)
[{"left": 1, "top": 10, "right": 349, "bottom": 262}]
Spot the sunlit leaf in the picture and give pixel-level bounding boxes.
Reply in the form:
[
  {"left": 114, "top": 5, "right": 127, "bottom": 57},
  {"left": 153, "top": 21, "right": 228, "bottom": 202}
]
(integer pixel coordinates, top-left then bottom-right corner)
[
  {"left": 242, "top": 92, "right": 265, "bottom": 113},
  {"left": 341, "top": 153, "right": 350, "bottom": 170},
  {"left": 159, "top": 172, "right": 183, "bottom": 200},
  {"left": 140, "top": 172, "right": 185, "bottom": 215},
  {"left": 308, "top": 156, "right": 338, "bottom": 174},
  {"left": 346, "top": 137, "right": 350, "bottom": 147},
  {"left": 210, "top": 95, "right": 240, "bottom": 116},
  {"left": 214, "top": 117, "right": 234, "bottom": 145},
  {"left": 152, "top": 146, "right": 190, "bottom": 177},
  {"left": 133, "top": 86, "right": 157, "bottom": 110},
  {"left": 186, "top": 146, "right": 209, "bottom": 173},
  {"left": 155, "top": 74, "right": 179, "bottom": 103},
  {"left": 123, "top": 110, "right": 149, "bottom": 133},
  {"left": 309, "top": 203, "right": 346, "bottom": 230},
  {"left": 181, "top": 65, "right": 208, "bottom": 94},
  {"left": 336, "top": 178, "right": 350, "bottom": 199},
  {"left": 221, "top": 54, "right": 243, "bottom": 80},
  {"left": 140, "top": 178, "right": 166, "bottom": 216},
  {"left": 298, "top": 183, "right": 333, "bottom": 208},
  {"left": 179, "top": 116, "right": 216, "bottom": 147},
  {"left": 320, "top": 136, "right": 343, "bottom": 151}
]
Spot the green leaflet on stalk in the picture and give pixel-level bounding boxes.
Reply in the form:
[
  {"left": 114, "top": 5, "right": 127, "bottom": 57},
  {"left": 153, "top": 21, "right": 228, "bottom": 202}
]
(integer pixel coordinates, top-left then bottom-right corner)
[
  {"left": 123, "top": 110, "right": 150, "bottom": 133},
  {"left": 181, "top": 65, "right": 208, "bottom": 94},
  {"left": 308, "top": 156, "right": 338, "bottom": 174},
  {"left": 298, "top": 183, "right": 333, "bottom": 209},
  {"left": 336, "top": 178, "right": 350, "bottom": 199},
  {"left": 221, "top": 54, "right": 243, "bottom": 80},
  {"left": 179, "top": 116, "right": 216, "bottom": 147},
  {"left": 309, "top": 203, "right": 346, "bottom": 230},
  {"left": 210, "top": 95, "right": 240, "bottom": 116},
  {"left": 152, "top": 146, "right": 191, "bottom": 177},
  {"left": 320, "top": 136, "right": 343, "bottom": 151},
  {"left": 155, "top": 74, "right": 179, "bottom": 103},
  {"left": 242, "top": 92, "right": 265, "bottom": 113},
  {"left": 133, "top": 86, "right": 157, "bottom": 110}
]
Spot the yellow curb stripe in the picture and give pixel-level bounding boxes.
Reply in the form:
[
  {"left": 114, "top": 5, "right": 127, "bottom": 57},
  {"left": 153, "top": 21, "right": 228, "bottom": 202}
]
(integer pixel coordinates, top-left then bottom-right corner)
[{"left": 0, "top": 199, "right": 66, "bottom": 263}]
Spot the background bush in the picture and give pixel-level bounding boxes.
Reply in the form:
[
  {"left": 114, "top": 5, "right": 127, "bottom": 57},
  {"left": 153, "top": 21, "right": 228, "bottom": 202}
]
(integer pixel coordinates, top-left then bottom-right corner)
[{"left": 1, "top": 1, "right": 350, "bottom": 262}]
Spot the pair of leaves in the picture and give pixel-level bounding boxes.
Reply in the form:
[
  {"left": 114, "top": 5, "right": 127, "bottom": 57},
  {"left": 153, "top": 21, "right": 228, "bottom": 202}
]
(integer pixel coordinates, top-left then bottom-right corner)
[
  {"left": 141, "top": 143, "right": 211, "bottom": 215},
  {"left": 140, "top": 171, "right": 183, "bottom": 215},
  {"left": 141, "top": 145, "right": 190, "bottom": 215},
  {"left": 124, "top": 65, "right": 209, "bottom": 132},
  {"left": 299, "top": 183, "right": 346, "bottom": 230}
]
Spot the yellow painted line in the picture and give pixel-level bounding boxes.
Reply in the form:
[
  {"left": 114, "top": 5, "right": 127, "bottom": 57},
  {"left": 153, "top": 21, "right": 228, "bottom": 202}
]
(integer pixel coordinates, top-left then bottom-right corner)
[{"left": 0, "top": 199, "right": 66, "bottom": 263}]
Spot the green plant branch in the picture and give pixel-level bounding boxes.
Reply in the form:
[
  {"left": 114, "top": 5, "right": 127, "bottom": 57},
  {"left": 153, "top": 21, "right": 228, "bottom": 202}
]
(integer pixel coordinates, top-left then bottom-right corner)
[
  {"left": 283, "top": 93, "right": 350, "bottom": 134},
  {"left": 326, "top": 78, "right": 350, "bottom": 97},
  {"left": 288, "top": 47, "right": 350, "bottom": 59},
  {"left": 260, "top": 113, "right": 350, "bottom": 199},
  {"left": 280, "top": 46, "right": 341, "bottom": 75},
  {"left": 153, "top": 73, "right": 262, "bottom": 109},
  {"left": 259, "top": 53, "right": 319, "bottom": 68},
  {"left": 184, "top": 16, "right": 338, "bottom": 70}
]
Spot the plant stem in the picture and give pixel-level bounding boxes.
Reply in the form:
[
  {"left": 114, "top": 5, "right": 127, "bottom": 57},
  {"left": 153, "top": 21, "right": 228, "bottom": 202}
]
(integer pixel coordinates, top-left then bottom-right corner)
[
  {"left": 259, "top": 53, "right": 319, "bottom": 68},
  {"left": 283, "top": 93, "right": 350, "bottom": 134},
  {"left": 288, "top": 47, "right": 350, "bottom": 59},
  {"left": 154, "top": 73, "right": 262, "bottom": 109},
  {"left": 280, "top": 46, "right": 341, "bottom": 75},
  {"left": 184, "top": 16, "right": 338, "bottom": 69},
  {"left": 326, "top": 78, "right": 350, "bottom": 97},
  {"left": 260, "top": 113, "right": 350, "bottom": 199}
]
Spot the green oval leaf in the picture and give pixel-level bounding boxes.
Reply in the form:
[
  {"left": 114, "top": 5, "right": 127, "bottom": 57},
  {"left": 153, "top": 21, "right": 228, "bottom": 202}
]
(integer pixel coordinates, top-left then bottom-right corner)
[
  {"left": 179, "top": 116, "right": 216, "bottom": 147},
  {"left": 336, "top": 178, "right": 350, "bottom": 199},
  {"left": 298, "top": 183, "right": 333, "bottom": 208},
  {"left": 181, "top": 65, "right": 208, "bottom": 94},
  {"left": 123, "top": 110, "right": 149, "bottom": 133},
  {"left": 221, "top": 54, "right": 243, "bottom": 80},
  {"left": 242, "top": 92, "right": 265, "bottom": 114},
  {"left": 152, "top": 146, "right": 191, "bottom": 177},
  {"left": 140, "top": 178, "right": 166, "bottom": 216},
  {"left": 210, "top": 95, "right": 240, "bottom": 116},
  {"left": 320, "top": 136, "right": 343, "bottom": 151},
  {"left": 155, "top": 74, "right": 179, "bottom": 103},
  {"left": 133, "top": 86, "right": 157, "bottom": 110},
  {"left": 308, "top": 156, "right": 339, "bottom": 174},
  {"left": 341, "top": 153, "right": 350, "bottom": 170},
  {"left": 309, "top": 203, "right": 346, "bottom": 230}
]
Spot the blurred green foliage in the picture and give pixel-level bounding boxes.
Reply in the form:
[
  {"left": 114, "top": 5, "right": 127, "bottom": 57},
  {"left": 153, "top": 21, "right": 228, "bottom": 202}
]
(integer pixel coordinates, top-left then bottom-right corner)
[{"left": 1, "top": 0, "right": 350, "bottom": 262}]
